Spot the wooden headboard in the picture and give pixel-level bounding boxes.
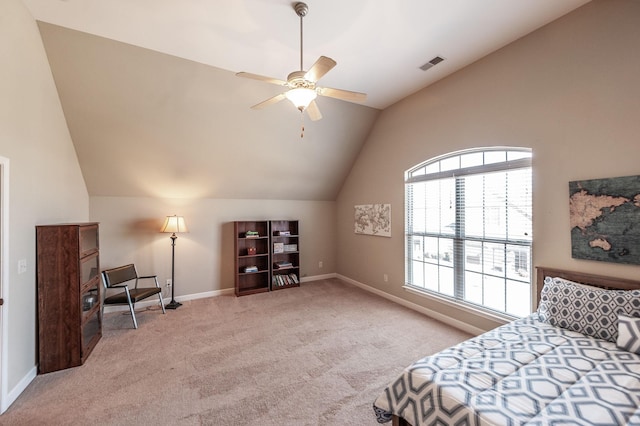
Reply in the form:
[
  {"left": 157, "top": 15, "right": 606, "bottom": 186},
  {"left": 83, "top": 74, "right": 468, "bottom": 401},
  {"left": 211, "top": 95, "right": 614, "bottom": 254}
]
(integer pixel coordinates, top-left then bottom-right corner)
[{"left": 535, "top": 266, "right": 640, "bottom": 306}]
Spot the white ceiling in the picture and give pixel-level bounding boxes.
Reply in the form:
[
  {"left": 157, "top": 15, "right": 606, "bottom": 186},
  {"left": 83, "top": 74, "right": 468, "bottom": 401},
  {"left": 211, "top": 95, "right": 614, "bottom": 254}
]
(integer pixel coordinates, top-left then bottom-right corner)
[
  {"left": 23, "top": 0, "right": 590, "bottom": 110},
  {"left": 22, "top": 0, "right": 591, "bottom": 201}
]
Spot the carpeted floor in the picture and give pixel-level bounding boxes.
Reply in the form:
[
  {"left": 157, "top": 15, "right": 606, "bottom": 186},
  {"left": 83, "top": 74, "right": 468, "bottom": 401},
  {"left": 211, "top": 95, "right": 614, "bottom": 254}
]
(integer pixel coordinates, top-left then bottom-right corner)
[{"left": 2, "top": 278, "right": 471, "bottom": 425}]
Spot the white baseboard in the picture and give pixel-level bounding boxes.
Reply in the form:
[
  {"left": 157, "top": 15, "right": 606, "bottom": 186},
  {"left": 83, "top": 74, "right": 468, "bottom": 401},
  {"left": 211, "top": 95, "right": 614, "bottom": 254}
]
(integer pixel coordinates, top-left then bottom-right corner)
[
  {"left": 3, "top": 365, "right": 36, "bottom": 413},
  {"left": 336, "top": 274, "right": 486, "bottom": 336},
  {"left": 103, "top": 287, "right": 234, "bottom": 314},
  {"left": 104, "top": 276, "right": 338, "bottom": 314},
  {"left": 138, "top": 273, "right": 486, "bottom": 336},
  {"left": 301, "top": 273, "right": 336, "bottom": 282},
  {"left": 105, "top": 274, "right": 484, "bottom": 335}
]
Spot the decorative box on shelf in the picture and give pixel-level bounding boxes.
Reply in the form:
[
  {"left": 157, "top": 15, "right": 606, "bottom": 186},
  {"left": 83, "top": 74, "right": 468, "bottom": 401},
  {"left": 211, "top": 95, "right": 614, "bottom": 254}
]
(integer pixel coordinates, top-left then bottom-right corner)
[{"left": 247, "top": 247, "right": 256, "bottom": 255}]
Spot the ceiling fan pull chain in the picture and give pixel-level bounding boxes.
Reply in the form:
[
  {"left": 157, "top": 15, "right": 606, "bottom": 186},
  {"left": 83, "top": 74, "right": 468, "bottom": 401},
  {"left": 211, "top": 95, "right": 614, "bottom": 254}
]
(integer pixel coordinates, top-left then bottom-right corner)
[{"left": 300, "top": 111, "right": 305, "bottom": 138}]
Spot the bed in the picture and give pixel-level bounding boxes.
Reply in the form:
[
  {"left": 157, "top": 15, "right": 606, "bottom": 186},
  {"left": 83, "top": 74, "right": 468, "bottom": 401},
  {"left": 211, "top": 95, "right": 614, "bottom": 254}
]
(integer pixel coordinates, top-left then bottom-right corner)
[{"left": 373, "top": 266, "right": 640, "bottom": 425}]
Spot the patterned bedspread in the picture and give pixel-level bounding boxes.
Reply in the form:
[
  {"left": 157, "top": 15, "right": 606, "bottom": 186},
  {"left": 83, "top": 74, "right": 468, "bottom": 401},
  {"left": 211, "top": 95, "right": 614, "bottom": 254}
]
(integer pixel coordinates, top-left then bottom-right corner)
[{"left": 373, "top": 314, "right": 640, "bottom": 425}]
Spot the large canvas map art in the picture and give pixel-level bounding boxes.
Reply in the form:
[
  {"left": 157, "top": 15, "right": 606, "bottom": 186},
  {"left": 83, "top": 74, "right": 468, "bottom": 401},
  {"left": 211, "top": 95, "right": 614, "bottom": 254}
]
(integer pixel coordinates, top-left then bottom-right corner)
[{"left": 569, "top": 175, "right": 640, "bottom": 265}]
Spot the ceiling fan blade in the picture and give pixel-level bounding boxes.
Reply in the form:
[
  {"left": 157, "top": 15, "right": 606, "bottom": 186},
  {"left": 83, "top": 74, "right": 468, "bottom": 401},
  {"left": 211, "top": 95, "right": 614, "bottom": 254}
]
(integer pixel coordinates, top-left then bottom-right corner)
[
  {"left": 304, "top": 56, "right": 337, "bottom": 83},
  {"left": 236, "top": 72, "right": 287, "bottom": 86},
  {"left": 250, "top": 93, "right": 286, "bottom": 109},
  {"left": 317, "top": 86, "right": 367, "bottom": 103},
  {"left": 306, "top": 100, "right": 322, "bottom": 121}
]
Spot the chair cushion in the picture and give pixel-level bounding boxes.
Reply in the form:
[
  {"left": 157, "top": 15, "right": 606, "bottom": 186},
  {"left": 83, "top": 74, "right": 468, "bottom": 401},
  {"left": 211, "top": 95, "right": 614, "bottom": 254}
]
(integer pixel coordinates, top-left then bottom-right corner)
[{"left": 104, "top": 287, "right": 162, "bottom": 305}]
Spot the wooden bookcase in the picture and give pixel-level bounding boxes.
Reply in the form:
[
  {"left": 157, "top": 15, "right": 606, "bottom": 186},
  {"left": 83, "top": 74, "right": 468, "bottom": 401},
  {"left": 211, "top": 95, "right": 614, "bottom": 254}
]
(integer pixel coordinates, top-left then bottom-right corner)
[
  {"left": 233, "top": 220, "right": 300, "bottom": 296},
  {"left": 234, "top": 221, "right": 270, "bottom": 296},
  {"left": 36, "top": 223, "right": 102, "bottom": 374},
  {"left": 270, "top": 220, "right": 300, "bottom": 291}
]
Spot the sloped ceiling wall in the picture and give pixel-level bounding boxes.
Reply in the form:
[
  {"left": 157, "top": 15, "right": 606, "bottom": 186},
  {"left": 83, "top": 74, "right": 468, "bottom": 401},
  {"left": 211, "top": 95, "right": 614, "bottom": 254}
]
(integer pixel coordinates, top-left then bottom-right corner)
[{"left": 39, "top": 22, "right": 380, "bottom": 201}]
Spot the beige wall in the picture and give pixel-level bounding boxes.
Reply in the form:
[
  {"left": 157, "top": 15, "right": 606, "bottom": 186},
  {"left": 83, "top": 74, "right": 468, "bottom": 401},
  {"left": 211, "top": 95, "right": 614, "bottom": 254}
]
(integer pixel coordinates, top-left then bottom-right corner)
[
  {"left": 90, "top": 197, "right": 336, "bottom": 297},
  {"left": 0, "top": 0, "right": 89, "bottom": 405},
  {"left": 3, "top": 0, "right": 639, "bottom": 410},
  {"left": 336, "top": 0, "right": 640, "bottom": 331}
]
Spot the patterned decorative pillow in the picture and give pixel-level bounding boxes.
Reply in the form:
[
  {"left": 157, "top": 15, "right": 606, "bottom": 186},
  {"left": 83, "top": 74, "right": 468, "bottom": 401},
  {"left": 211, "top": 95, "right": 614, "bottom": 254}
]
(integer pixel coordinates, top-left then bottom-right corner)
[
  {"left": 538, "top": 276, "right": 640, "bottom": 342},
  {"left": 617, "top": 314, "right": 640, "bottom": 354}
]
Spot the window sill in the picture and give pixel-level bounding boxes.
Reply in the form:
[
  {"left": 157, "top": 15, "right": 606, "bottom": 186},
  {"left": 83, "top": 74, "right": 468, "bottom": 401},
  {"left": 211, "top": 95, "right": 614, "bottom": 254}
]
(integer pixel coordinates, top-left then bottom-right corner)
[{"left": 402, "top": 285, "right": 524, "bottom": 326}]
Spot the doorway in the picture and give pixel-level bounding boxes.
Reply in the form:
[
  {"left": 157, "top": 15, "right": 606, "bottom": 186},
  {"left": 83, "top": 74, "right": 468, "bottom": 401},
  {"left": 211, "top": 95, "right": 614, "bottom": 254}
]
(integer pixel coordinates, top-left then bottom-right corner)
[{"left": 0, "top": 156, "right": 9, "bottom": 413}]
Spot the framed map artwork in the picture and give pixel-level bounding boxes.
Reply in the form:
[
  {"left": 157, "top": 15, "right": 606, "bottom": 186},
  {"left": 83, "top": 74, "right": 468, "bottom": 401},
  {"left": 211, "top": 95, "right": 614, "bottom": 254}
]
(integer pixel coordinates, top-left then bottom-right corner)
[
  {"left": 569, "top": 175, "right": 640, "bottom": 264},
  {"left": 354, "top": 204, "right": 391, "bottom": 237}
]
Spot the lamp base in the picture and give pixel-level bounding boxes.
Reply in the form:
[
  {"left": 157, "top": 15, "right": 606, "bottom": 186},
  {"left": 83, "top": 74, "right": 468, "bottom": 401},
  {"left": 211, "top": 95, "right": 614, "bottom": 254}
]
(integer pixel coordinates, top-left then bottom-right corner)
[{"left": 165, "top": 300, "right": 182, "bottom": 310}]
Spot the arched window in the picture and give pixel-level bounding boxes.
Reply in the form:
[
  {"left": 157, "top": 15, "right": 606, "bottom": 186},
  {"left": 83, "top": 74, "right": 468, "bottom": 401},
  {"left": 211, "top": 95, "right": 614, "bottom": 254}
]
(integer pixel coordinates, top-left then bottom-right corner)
[{"left": 405, "top": 147, "right": 532, "bottom": 317}]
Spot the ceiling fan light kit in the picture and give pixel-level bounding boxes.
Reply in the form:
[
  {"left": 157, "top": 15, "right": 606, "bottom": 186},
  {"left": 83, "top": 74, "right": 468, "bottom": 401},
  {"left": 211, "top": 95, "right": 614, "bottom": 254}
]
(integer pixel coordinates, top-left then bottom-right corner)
[
  {"left": 237, "top": 1, "right": 367, "bottom": 126},
  {"left": 285, "top": 87, "right": 317, "bottom": 110}
]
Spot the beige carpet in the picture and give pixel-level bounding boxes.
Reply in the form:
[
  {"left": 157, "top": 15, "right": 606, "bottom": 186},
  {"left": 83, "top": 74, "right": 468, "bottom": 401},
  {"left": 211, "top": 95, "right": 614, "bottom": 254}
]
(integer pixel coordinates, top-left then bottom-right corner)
[{"left": 3, "top": 278, "right": 471, "bottom": 425}]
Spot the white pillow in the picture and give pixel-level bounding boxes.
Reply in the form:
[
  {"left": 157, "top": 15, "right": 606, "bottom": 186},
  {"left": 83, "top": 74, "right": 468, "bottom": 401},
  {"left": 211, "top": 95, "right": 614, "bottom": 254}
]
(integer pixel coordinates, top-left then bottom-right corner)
[{"left": 617, "top": 314, "right": 640, "bottom": 354}]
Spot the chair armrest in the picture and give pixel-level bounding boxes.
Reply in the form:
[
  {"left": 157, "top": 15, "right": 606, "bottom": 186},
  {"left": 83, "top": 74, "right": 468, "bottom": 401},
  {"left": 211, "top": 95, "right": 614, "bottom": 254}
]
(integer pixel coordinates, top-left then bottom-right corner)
[
  {"left": 135, "top": 275, "right": 161, "bottom": 289},
  {"left": 108, "top": 284, "right": 130, "bottom": 289}
]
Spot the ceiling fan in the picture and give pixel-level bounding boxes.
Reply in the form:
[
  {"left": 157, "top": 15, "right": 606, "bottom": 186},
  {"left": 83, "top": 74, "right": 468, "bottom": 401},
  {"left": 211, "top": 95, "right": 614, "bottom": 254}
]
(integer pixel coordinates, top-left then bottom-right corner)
[{"left": 236, "top": 2, "right": 367, "bottom": 122}]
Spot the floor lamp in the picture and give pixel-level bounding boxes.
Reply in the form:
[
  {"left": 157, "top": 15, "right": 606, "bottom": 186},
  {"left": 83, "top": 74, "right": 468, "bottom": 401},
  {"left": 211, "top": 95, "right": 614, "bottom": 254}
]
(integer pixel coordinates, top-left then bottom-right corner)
[{"left": 161, "top": 215, "right": 188, "bottom": 309}]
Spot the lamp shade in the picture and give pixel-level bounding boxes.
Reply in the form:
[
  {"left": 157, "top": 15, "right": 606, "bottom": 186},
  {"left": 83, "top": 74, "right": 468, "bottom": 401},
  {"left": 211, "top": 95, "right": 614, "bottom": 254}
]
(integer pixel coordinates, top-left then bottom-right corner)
[
  {"left": 285, "top": 87, "right": 317, "bottom": 110},
  {"left": 161, "top": 215, "right": 188, "bottom": 233}
]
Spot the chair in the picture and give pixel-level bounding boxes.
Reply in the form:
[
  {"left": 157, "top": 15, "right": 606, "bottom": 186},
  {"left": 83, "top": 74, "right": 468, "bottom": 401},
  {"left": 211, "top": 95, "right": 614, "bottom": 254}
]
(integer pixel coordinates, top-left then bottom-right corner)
[{"left": 101, "top": 264, "right": 166, "bottom": 329}]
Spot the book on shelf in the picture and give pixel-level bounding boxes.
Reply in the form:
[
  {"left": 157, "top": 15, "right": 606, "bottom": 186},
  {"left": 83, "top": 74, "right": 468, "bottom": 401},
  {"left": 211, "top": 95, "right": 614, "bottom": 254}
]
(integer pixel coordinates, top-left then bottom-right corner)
[
  {"left": 283, "top": 244, "right": 297, "bottom": 252},
  {"left": 274, "top": 261, "right": 293, "bottom": 269},
  {"left": 272, "top": 273, "right": 299, "bottom": 287},
  {"left": 244, "top": 265, "right": 258, "bottom": 273},
  {"left": 275, "top": 230, "right": 291, "bottom": 236},
  {"left": 245, "top": 231, "right": 259, "bottom": 238},
  {"left": 273, "top": 242, "right": 284, "bottom": 254}
]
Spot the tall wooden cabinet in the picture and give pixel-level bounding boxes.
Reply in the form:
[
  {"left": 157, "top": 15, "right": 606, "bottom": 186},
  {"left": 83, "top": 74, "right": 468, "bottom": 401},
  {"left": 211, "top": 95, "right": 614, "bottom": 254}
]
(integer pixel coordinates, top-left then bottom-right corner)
[
  {"left": 36, "top": 223, "right": 102, "bottom": 374},
  {"left": 233, "top": 220, "right": 300, "bottom": 296}
]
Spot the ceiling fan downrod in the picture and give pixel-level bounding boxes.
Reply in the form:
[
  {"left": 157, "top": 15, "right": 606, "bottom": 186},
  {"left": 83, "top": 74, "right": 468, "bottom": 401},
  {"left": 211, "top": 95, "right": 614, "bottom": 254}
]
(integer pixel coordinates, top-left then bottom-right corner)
[{"left": 294, "top": 2, "right": 308, "bottom": 72}]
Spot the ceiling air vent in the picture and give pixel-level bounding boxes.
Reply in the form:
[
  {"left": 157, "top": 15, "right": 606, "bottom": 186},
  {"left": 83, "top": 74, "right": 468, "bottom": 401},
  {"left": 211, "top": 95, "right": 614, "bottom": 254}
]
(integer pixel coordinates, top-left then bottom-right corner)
[{"left": 419, "top": 56, "right": 445, "bottom": 71}]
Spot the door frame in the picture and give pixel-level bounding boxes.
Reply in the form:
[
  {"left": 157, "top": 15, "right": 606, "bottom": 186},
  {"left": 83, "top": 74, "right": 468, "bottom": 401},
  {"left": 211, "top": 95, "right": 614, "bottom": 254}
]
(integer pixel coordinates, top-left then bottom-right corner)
[{"left": 0, "top": 156, "right": 9, "bottom": 413}]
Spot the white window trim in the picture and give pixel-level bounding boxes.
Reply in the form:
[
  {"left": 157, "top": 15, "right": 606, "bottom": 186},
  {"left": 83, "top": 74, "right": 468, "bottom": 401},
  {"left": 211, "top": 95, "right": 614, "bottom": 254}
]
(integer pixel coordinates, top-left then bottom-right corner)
[
  {"left": 403, "top": 284, "right": 518, "bottom": 326},
  {"left": 404, "top": 147, "right": 533, "bottom": 318}
]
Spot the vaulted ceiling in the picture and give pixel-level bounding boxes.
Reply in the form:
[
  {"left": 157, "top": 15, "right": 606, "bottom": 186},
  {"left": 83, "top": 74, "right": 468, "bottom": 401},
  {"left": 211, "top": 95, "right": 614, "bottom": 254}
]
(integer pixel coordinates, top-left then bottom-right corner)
[{"left": 24, "top": 0, "right": 590, "bottom": 200}]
